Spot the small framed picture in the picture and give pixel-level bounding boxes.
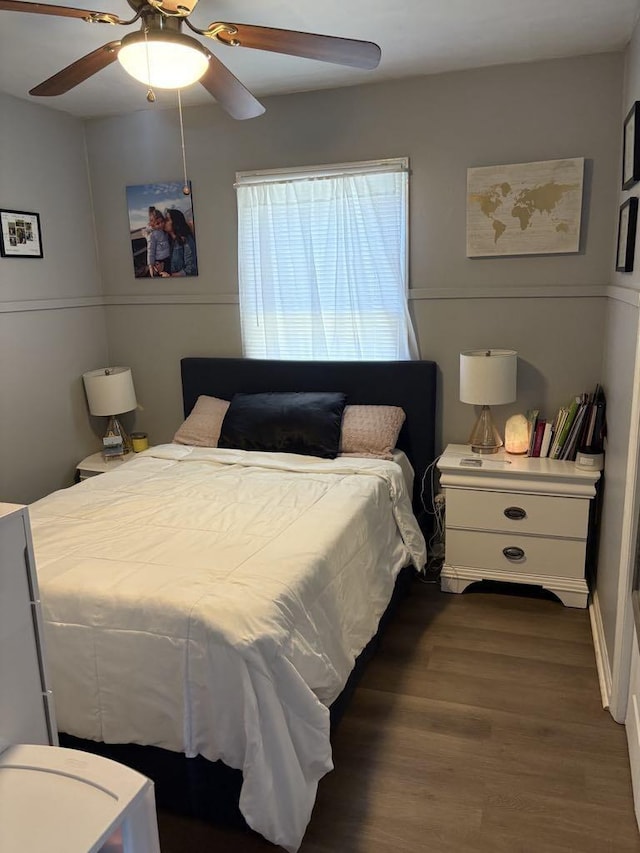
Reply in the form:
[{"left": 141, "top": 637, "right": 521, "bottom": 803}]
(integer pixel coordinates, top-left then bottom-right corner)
[
  {"left": 0, "top": 208, "right": 43, "bottom": 258},
  {"left": 616, "top": 197, "right": 638, "bottom": 273},
  {"left": 623, "top": 102, "right": 640, "bottom": 190}
]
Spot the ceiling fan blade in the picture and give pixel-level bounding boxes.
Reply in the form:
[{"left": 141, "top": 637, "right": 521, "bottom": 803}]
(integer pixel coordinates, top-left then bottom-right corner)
[
  {"left": 29, "top": 41, "right": 121, "bottom": 96},
  {"left": 0, "top": 0, "right": 124, "bottom": 23},
  {"left": 199, "top": 49, "right": 265, "bottom": 120},
  {"left": 215, "top": 23, "right": 381, "bottom": 70}
]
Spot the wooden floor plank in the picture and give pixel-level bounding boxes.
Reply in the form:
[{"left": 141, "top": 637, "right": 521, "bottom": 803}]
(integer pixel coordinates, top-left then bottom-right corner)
[
  {"left": 382, "top": 622, "right": 597, "bottom": 668},
  {"left": 158, "top": 580, "right": 640, "bottom": 852}
]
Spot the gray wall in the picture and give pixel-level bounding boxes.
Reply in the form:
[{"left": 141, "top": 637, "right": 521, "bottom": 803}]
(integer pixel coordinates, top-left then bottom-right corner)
[
  {"left": 0, "top": 51, "right": 624, "bottom": 502},
  {"left": 0, "top": 43, "right": 633, "bottom": 723},
  {"left": 84, "top": 52, "right": 621, "bottom": 447},
  {"left": 598, "top": 295, "right": 638, "bottom": 690},
  {"left": 596, "top": 18, "right": 640, "bottom": 718},
  {"left": 0, "top": 94, "right": 108, "bottom": 503}
]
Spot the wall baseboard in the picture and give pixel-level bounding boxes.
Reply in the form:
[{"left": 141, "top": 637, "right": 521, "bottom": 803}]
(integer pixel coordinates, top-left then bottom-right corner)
[{"left": 590, "top": 586, "right": 613, "bottom": 709}]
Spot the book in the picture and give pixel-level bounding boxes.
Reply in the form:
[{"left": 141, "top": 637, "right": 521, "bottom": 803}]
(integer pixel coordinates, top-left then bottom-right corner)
[
  {"left": 580, "top": 385, "right": 598, "bottom": 449},
  {"left": 549, "top": 407, "right": 568, "bottom": 459},
  {"left": 539, "top": 421, "right": 553, "bottom": 458},
  {"left": 576, "top": 394, "right": 594, "bottom": 452},
  {"left": 102, "top": 444, "right": 125, "bottom": 459},
  {"left": 526, "top": 409, "right": 540, "bottom": 456},
  {"left": 583, "top": 402, "right": 597, "bottom": 449},
  {"left": 551, "top": 396, "right": 580, "bottom": 459},
  {"left": 560, "top": 399, "right": 589, "bottom": 461},
  {"left": 531, "top": 419, "right": 546, "bottom": 457},
  {"left": 590, "top": 396, "right": 607, "bottom": 452}
]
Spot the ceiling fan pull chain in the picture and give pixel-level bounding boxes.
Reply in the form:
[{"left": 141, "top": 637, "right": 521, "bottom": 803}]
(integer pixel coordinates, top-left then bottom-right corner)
[
  {"left": 143, "top": 26, "right": 156, "bottom": 102},
  {"left": 178, "top": 89, "right": 190, "bottom": 195}
]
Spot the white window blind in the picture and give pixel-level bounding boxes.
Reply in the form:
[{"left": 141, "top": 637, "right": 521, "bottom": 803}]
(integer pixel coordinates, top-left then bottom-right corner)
[{"left": 235, "top": 158, "right": 417, "bottom": 360}]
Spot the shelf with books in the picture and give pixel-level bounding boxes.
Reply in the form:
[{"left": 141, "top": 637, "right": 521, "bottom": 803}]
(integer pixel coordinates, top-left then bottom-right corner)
[{"left": 523, "top": 385, "right": 606, "bottom": 461}]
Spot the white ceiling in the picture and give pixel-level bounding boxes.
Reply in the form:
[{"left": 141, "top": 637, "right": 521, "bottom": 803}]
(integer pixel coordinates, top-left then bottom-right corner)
[{"left": 0, "top": 0, "right": 638, "bottom": 118}]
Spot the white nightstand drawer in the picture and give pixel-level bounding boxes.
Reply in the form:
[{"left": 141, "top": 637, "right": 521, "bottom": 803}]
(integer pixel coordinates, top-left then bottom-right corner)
[
  {"left": 445, "top": 488, "right": 588, "bottom": 539},
  {"left": 446, "top": 529, "right": 586, "bottom": 579}
]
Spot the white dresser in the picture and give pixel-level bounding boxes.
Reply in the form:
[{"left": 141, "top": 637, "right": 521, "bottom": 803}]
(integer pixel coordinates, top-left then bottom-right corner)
[{"left": 437, "top": 445, "right": 600, "bottom": 608}]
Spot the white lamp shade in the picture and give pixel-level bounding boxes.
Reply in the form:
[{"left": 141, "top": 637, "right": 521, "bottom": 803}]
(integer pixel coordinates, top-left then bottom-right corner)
[
  {"left": 459, "top": 349, "right": 517, "bottom": 406},
  {"left": 118, "top": 31, "right": 209, "bottom": 89},
  {"left": 83, "top": 367, "right": 137, "bottom": 416}
]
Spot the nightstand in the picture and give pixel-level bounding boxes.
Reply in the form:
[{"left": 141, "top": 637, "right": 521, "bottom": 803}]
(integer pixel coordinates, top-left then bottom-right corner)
[
  {"left": 436, "top": 444, "right": 601, "bottom": 608},
  {"left": 76, "top": 451, "right": 136, "bottom": 480}
]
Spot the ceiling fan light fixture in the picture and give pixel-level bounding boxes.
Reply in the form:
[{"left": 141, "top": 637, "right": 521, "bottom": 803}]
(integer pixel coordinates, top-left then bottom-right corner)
[{"left": 118, "top": 30, "right": 209, "bottom": 89}]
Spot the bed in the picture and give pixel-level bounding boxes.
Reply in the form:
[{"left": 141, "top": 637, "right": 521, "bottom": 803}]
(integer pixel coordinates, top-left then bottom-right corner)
[{"left": 30, "top": 357, "right": 437, "bottom": 852}]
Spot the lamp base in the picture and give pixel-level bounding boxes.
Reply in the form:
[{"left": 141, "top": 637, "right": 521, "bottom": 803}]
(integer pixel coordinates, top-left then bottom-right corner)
[
  {"left": 102, "top": 415, "right": 132, "bottom": 458},
  {"left": 468, "top": 405, "right": 503, "bottom": 454}
]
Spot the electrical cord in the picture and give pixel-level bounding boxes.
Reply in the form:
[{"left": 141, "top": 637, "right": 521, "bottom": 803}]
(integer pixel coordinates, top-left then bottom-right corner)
[
  {"left": 418, "top": 454, "right": 445, "bottom": 583},
  {"left": 420, "top": 454, "right": 441, "bottom": 517}
]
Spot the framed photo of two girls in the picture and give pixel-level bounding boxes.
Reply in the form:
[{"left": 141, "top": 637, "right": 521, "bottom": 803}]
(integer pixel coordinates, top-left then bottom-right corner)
[{"left": 126, "top": 180, "right": 198, "bottom": 278}]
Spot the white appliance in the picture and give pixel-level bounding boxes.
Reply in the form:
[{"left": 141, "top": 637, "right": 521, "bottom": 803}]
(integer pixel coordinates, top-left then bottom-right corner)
[{"left": 0, "top": 502, "right": 161, "bottom": 853}]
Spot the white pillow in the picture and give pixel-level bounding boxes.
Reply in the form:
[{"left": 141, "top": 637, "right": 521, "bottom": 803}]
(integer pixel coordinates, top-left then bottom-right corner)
[
  {"left": 173, "top": 395, "right": 230, "bottom": 447},
  {"left": 340, "top": 405, "right": 406, "bottom": 460}
]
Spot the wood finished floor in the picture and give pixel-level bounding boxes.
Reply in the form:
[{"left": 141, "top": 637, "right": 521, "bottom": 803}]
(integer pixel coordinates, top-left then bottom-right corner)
[{"left": 157, "top": 580, "right": 640, "bottom": 852}]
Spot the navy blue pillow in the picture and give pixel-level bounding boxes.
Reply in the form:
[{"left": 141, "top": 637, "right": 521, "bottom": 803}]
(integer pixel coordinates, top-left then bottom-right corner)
[{"left": 218, "top": 391, "right": 347, "bottom": 459}]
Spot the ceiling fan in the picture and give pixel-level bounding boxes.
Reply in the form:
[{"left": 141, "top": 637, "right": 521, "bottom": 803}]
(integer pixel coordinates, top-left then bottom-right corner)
[{"left": 0, "top": 0, "right": 382, "bottom": 120}]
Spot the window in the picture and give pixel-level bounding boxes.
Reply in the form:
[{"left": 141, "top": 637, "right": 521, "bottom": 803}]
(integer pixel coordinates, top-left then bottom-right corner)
[{"left": 235, "top": 158, "right": 416, "bottom": 360}]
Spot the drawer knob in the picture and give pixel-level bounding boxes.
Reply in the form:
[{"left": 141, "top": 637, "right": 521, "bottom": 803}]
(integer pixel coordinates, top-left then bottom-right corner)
[
  {"left": 503, "top": 546, "right": 525, "bottom": 561},
  {"left": 504, "top": 506, "right": 527, "bottom": 520}
]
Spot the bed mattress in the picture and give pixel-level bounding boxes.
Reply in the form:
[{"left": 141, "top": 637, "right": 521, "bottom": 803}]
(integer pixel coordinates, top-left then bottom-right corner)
[{"left": 29, "top": 444, "right": 426, "bottom": 851}]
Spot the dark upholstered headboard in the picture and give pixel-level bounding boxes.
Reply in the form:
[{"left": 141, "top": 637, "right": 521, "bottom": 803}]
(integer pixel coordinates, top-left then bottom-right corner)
[{"left": 181, "top": 357, "right": 437, "bottom": 522}]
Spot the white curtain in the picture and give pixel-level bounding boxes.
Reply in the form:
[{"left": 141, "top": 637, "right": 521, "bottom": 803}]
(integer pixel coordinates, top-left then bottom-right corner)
[{"left": 236, "top": 162, "right": 417, "bottom": 360}]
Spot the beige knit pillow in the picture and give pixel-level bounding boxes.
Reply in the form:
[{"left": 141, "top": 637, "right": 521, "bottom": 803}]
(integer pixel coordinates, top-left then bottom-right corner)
[
  {"left": 340, "top": 404, "right": 406, "bottom": 460},
  {"left": 173, "top": 395, "right": 230, "bottom": 447}
]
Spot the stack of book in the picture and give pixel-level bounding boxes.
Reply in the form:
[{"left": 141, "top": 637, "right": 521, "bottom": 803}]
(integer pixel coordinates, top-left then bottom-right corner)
[
  {"left": 524, "top": 385, "right": 606, "bottom": 460},
  {"left": 102, "top": 433, "right": 125, "bottom": 459}
]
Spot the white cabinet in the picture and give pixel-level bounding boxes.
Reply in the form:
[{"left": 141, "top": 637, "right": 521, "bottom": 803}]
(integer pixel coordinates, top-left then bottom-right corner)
[
  {"left": 0, "top": 743, "right": 160, "bottom": 853},
  {"left": 0, "top": 502, "right": 56, "bottom": 749},
  {"left": 0, "top": 503, "right": 161, "bottom": 853},
  {"left": 437, "top": 445, "right": 600, "bottom": 608}
]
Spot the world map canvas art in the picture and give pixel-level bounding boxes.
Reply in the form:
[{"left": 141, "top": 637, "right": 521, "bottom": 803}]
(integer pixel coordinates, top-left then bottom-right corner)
[{"left": 466, "top": 158, "right": 584, "bottom": 257}]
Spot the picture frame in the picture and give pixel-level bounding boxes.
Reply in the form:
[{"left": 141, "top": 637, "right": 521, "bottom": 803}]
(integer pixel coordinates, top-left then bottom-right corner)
[
  {"left": 125, "top": 180, "right": 198, "bottom": 278},
  {"left": 616, "top": 197, "right": 638, "bottom": 273},
  {"left": 0, "top": 208, "right": 43, "bottom": 258},
  {"left": 623, "top": 102, "right": 640, "bottom": 190},
  {"left": 466, "top": 158, "right": 584, "bottom": 257}
]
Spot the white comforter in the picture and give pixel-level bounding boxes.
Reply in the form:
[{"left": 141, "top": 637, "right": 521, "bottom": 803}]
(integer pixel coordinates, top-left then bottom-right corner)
[{"left": 30, "top": 445, "right": 426, "bottom": 852}]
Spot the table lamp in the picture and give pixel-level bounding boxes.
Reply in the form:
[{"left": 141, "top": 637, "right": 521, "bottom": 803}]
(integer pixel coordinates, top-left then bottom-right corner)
[
  {"left": 83, "top": 367, "right": 137, "bottom": 455},
  {"left": 459, "top": 349, "right": 517, "bottom": 454}
]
